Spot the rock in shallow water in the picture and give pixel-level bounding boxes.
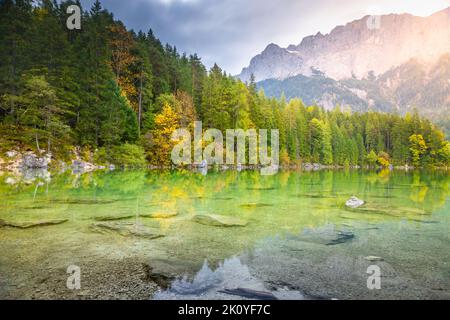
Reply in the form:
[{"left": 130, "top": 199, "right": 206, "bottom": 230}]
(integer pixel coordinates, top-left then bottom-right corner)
[
  {"left": 90, "top": 222, "right": 165, "bottom": 239},
  {"left": 51, "top": 198, "right": 117, "bottom": 205},
  {"left": 94, "top": 215, "right": 134, "bottom": 221},
  {"left": 0, "top": 219, "right": 68, "bottom": 229},
  {"left": 325, "top": 231, "right": 355, "bottom": 245},
  {"left": 364, "top": 256, "right": 384, "bottom": 262},
  {"left": 192, "top": 214, "right": 248, "bottom": 227},
  {"left": 141, "top": 211, "right": 178, "bottom": 219},
  {"left": 345, "top": 196, "right": 365, "bottom": 209},
  {"left": 94, "top": 211, "right": 178, "bottom": 221},
  {"left": 240, "top": 203, "right": 273, "bottom": 209}
]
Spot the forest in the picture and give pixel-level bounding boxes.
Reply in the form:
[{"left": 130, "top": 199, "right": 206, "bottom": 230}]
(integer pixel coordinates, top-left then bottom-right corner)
[{"left": 0, "top": 0, "right": 449, "bottom": 168}]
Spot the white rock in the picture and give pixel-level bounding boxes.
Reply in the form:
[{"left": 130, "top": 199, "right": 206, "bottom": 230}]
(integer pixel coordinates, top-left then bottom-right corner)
[
  {"left": 5, "top": 177, "right": 17, "bottom": 185},
  {"left": 6, "top": 151, "right": 17, "bottom": 158},
  {"left": 345, "top": 196, "right": 365, "bottom": 208}
]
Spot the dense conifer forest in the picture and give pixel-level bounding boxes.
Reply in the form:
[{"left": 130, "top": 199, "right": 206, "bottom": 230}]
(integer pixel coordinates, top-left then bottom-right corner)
[{"left": 1, "top": 0, "right": 449, "bottom": 168}]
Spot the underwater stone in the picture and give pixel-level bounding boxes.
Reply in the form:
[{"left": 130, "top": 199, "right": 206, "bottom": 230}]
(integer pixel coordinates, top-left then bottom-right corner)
[
  {"left": 192, "top": 214, "right": 248, "bottom": 227},
  {"left": 364, "top": 256, "right": 384, "bottom": 262},
  {"left": 326, "top": 231, "right": 355, "bottom": 245},
  {"left": 94, "top": 215, "right": 135, "bottom": 221},
  {"left": 90, "top": 222, "right": 165, "bottom": 239},
  {"left": 240, "top": 203, "right": 273, "bottom": 209},
  {"left": 141, "top": 212, "right": 178, "bottom": 219},
  {"left": 0, "top": 219, "right": 68, "bottom": 229}
]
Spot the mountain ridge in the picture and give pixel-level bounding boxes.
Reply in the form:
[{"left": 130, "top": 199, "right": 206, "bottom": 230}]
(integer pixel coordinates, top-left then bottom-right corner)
[
  {"left": 238, "top": 7, "right": 450, "bottom": 82},
  {"left": 257, "top": 54, "right": 450, "bottom": 136}
]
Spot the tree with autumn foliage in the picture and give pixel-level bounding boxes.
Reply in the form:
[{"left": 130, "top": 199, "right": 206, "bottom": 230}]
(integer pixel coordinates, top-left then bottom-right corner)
[
  {"left": 146, "top": 103, "right": 180, "bottom": 166},
  {"left": 108, "top": 21, "right": 137, "bottom": 107},
  {"left": 0, "top": 0, "right": 448, "bottom": 169},
  {"left": 409, "top": 134, "right": 428, "bottom": 166}
]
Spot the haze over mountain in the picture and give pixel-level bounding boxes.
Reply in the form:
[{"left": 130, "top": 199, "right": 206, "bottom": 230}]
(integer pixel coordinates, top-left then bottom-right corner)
[
  {"left": 238, "top": 7, "right": 450, "bottom": 135},
  {"left": 239, "top": 7, "right": 450, "bottom": 82}
]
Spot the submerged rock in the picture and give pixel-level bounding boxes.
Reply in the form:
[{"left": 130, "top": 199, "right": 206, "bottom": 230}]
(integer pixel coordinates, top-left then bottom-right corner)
[
  {"left": 345, "top": 196, "right": 365, "bottom": 209},
  {"left": 94, "top": 212, "right": 178, "bottom": 221},
  {"left": 212, "top": 197, "right": 234, "bottom": 201},
  {"left": 326, "top": 231, "right": 355, "bottom": 245},
  {"left": 240, "top": 203, "right": 273, "bottom": 209},
  {"left": 52, "top": 198, "right": 117, "bottom": 205},
  {"left": 141, "top": 212, "right": 178, "bottom": 219},
  {"left": 410, "top": 219, "right": 439, "bottom": 224},
  {"left": 142, "top": 264, "right": 174, "bottom": 289},
  {"left": 0, "top": 219, "right": 68, "bottom": 229},
  {"left": 344, "top": 203, "right": 428, "bottom": 218},
  {"left": 296, "top": 192, "right": 338, "bottom": 199},
  {"left": 397, "top": 207, "right": 429, "bottom": 215},
  {"left": 90, "top": 222, "right": 164, "bottom": 239},
  {"left": 192, "top": 214, "right": 248, "bottom": 227},
  {"left": 364, "top": 256, "right": 384, "bottom": 262},
  {"left": 94, "top": 215, "right": 134, "bottom": 221}
]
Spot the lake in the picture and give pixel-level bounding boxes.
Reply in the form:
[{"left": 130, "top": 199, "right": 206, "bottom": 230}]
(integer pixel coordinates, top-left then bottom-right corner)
[{"left": 0, "top": 169, "right": 449, "bottom": 299}]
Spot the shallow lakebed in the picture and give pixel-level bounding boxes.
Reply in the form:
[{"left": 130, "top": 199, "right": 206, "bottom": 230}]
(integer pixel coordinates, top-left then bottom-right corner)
[{"left": 0, "top": 169, "right": 449, "bottom": 299}]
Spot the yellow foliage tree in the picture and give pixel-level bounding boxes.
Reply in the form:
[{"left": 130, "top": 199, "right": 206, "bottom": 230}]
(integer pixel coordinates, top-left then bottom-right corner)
[
  {"left": 148, "top": 103, "right": 180, "bottom": 165},
  {"left": 377, "top": 151, "right": 391, "bottom": 168},
  {"left": 409, "top": 134, "right": 427, "bottom": 166}
]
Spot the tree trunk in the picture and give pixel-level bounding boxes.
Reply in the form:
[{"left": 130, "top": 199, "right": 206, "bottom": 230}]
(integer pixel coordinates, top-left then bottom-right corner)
[
  {"left": 35, "top": 132, "right": 41, "bottom": 154},
  {"left": 138, "top": 70, "right": 143, "bottom": 137}
]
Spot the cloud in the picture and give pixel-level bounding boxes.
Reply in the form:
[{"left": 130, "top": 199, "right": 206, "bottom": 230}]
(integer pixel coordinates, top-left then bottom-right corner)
[{"left": 79, "top": 0, "right": 450, "bottom": 75}]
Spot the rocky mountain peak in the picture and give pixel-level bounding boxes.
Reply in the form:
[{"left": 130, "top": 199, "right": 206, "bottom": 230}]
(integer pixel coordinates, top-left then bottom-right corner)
[{"left": 238, "top": 7, "right": 450, "bottom": 83}]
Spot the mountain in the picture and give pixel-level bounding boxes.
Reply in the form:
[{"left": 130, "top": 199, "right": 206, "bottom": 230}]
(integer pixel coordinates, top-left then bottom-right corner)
[
  {"left": 257, "top": 55, "right": 450, "bottom": 136},
  {"left": 239, "top": 8, "right": 450, "bottom": 82},
  {"left": 239, "top": 7, "right": 450, "bottom": 136}
]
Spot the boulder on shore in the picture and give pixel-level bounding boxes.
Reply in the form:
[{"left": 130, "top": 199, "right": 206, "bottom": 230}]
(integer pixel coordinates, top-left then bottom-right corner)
[{"left": 22, "top": 152, "right": 51, "bottom": 169}]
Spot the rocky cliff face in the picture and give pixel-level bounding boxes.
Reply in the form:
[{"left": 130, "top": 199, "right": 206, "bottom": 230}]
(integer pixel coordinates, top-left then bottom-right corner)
[
  {"left": 239, "top": 8, "right": 450, "bottom": 82},
  {"left": 257, "top": 55, "right": 450, "bottom": 136}
]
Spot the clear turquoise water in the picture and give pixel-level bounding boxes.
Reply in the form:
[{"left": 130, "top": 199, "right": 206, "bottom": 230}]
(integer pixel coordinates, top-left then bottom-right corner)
[{"left": 0, "top": 169, "right": 449, "bottom": 299}]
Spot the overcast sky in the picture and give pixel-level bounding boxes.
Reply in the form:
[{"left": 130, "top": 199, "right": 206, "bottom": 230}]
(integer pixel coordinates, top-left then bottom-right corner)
[{"left": 78, "top": 0, "right": 450, "bottom": 75}]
